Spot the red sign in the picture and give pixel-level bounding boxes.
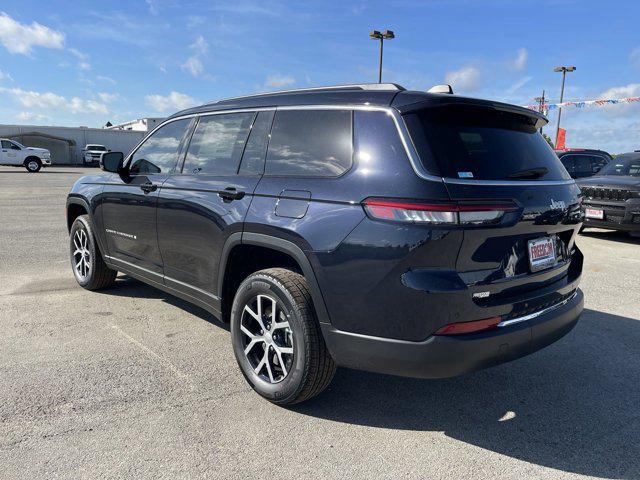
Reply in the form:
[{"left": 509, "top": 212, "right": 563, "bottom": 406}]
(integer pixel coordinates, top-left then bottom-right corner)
[{"left": 556, "top": 128, "right": 566, "bottom": 149}]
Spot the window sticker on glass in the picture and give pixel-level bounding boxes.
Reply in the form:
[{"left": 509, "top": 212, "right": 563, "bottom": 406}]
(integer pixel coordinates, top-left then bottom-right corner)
[{"left": 458, "top": 171, "right": 474, "bottom": 178}]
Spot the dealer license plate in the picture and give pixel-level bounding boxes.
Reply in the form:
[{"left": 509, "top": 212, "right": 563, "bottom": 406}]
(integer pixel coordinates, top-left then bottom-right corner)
[{"left": 528, "top": 237, "right": 556, "bottom": 273}]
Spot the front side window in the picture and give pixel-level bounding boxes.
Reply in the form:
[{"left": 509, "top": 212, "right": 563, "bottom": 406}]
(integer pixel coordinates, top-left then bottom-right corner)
[
  {"left": 265, "top": 110, "right": 353, "bottom": 177},
  {"left": 405, "top": 106, "right": 571, "bottom": 181},
  {"left": 182, "top": 113, "right": 255, "bottom": 175},
  {"left": 128, "top": 119, "right": 191, "bottom": 175},
  {"left": 1, "top": 140, "right": 13, "bottom": 149}
]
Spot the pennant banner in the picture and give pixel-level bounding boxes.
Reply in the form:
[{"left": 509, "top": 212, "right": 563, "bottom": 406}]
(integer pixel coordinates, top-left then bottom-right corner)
[{"left": 524, "top": 96, "right": 640, "bottom": 112}]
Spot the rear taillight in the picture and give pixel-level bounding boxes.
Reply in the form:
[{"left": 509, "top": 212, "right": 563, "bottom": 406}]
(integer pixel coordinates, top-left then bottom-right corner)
[
  {"left": 434, "top": 316, "right": 502, "bottom": 335},
  {"left": 363, "top": 199, "right": 518, "bottom": 225}
]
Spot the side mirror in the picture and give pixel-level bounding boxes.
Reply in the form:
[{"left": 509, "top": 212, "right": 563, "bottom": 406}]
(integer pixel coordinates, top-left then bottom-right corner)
[{"left": 101, "top": 151, "right": 124, "bottom": 173}]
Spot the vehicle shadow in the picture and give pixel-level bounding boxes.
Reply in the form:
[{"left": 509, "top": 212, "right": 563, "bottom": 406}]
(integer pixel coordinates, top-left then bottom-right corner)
[
  {"left": 580, "top": 228, "right": 640, "bottom": 245},
  {"left": 100, "top": 275, "right": 229, "bottom": 331},
  {"left": 293, "top": 308, "right": 640, "bottom": 479}
]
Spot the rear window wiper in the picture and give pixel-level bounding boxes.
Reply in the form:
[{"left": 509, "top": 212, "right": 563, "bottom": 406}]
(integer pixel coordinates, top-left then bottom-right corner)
[{"left": 507, "top": 167, "right": 548, "bottom": 180}]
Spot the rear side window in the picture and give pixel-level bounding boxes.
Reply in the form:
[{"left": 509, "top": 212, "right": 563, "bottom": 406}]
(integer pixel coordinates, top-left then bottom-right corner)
[
  {"left": 183, "top": 112, "right": 255, "bottom": 175},
  {"left": 404, "top": 107, "right": 570, "bottom": 181},
  {"left": 239, "top": 110, "right": 274, "bottom": 175},
  {"left": 265, "top": 110, "right": 352, "bottom": 177},
  {"left": 129, "top": 118, "right": 191, "bottom": 175}
]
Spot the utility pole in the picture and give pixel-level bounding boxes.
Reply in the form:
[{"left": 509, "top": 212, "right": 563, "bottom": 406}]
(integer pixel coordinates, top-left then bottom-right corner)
[
  {"left": 553, "top": 66, "right": 576, "bottom": 147},
  {"left": 534, "top": 89, "right": 546, "bottom": 133},
  {"left": 369, "top": 30, "right": 395, "bottom": 83}
]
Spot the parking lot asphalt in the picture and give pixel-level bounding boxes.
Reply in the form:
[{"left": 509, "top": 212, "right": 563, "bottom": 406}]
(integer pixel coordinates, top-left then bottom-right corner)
[{"left": 1, "top": 166, "right": 639, "bottom": 480}]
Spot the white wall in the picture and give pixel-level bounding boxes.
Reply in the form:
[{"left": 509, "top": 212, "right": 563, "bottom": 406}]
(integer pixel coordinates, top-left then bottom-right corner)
[{"left": 0, "top": 124, "right": 146, "bottom": 165}]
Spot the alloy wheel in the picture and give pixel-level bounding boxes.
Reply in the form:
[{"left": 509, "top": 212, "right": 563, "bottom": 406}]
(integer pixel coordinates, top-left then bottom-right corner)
[
  {"left": 240, "top": 294, "right": 294, "bottom": 383},
  {"left": 28, "top": 161, "right": 39, "bottom": 171},
  {"left": 72, "top": 228, "right": 92, "bottom": 280}
]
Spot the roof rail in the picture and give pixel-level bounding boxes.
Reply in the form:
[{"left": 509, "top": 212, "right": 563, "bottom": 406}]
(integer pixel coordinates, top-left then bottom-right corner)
[{"left": 208, "top": 83, "right": 406, "bottom": 105}]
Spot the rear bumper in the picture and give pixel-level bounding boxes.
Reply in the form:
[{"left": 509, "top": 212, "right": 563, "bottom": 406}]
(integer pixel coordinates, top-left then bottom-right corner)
[{"left": 322, "top": 288, "right": 583, "bottom": 379}]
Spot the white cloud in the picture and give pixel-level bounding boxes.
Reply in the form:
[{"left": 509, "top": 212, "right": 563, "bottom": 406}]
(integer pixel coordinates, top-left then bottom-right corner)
[
  {"left": 145, "top": 91, "right": 198, "bottom": 112},
  {"left": 506, "top": 76, "right": 533, "bottom": 95},
  {"left": 98, "top": 92, "right": 118, "bottom": 103},
  {"left": 186, "top": 15, "right": 206, "bottom": 28},
  {"left": 265, "top": 74, "right": 295, "bottom": 88},
  {"left": 96, "top": 75, "right": 117, "bottom": 85},
  {"left": 146, "top": 0, "right": 159, "bottom": 15},
  {"left": 68, "top": 48, "right": 88, "bottom": 60},
  {"left": 599, "top": 83, "right": 640, "bottom": 99},
  {"left": 445, "top": 66, "right": 481, "bottom": 92},
  {"left": 79, "top": 62, "right": 91, "bottom": 71},
  {"left": 181, "top": 36, "right": 209, "bottom": 77},
  {"left": 181, "top": 57, "right": 203, "bottom": 76},
  {"left": 17, "top": 111, "right": 49, "bottom": 122},
  {"left": 0, "top": 69, "right": 12, "bottom": 81},
  {"left": 511, "top": 48, "right": 528, "bottom": 71},
  {"left": 190, "top": 35, "right": 209, "bottom": 55},
  {"left": 0, "top": 12, "right": 65, "bottom": 55},
  {"left": 0, "top": 86, "right": 108, "bottom": 115}
]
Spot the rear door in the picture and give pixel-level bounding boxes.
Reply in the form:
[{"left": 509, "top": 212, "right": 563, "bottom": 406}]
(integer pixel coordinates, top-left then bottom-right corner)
[
  {"left": 101, "top": 118, "right": 193, "bottom": 277},
  {"left": 157, "top": 110, "right": 273, "bottom": 298},
  {"left": 403, "top": 105, "right": 582, "bottom": 295}
]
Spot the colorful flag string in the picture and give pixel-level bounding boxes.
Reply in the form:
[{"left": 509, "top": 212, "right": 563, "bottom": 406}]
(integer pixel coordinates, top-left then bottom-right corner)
[{"left": 524, "top": 96, "right": 640, "bottom": 112}]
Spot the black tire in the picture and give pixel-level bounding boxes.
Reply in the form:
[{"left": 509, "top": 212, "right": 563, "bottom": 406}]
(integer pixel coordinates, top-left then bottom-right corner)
[
  {"left": 25, "top": 158, "right": 41, "bottom": 172},
  {"left": 70, "top": 215, "right": 117, "bottom": 290},
  {"left": 230, "top": 268, "right": 336, "bottom": 405}
]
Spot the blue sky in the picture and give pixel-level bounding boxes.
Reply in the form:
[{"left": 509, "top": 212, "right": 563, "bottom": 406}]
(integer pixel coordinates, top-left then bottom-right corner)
[{"left": 0, "top": 0, "right": 638, "bottom": 152}]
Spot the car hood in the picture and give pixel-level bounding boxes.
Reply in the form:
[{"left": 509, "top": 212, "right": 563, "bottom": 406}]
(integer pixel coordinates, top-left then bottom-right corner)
[
  {"left": 25, "top": 147, "right": 50, "bottom": 154},
  {"left": 577, "top": 175, "right": 640, "bottom": 189}
]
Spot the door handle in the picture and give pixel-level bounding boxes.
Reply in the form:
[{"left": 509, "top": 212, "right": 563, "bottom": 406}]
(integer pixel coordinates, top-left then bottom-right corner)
[
  {"left": 218, "top": 187, "right": 245, "bottom": 202},
  {"left": 140, "top": 181, "right": 158, "bottom": 194}
]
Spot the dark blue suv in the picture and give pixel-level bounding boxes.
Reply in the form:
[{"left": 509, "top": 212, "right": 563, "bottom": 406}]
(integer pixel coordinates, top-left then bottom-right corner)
[{"left": 66, "top": 84, "right": 584, "bottom": 404}]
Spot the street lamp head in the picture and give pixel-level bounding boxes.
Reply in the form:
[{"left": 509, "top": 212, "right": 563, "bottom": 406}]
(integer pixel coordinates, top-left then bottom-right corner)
[
  {"left": 370, "top": 30, "right": 382, "bottom": 39},
  {"left": 554, "top": 66, "right": 576, "bottom": 72},
  {"left": 382, "top": 30, "right": 395, "bottom": 39}
]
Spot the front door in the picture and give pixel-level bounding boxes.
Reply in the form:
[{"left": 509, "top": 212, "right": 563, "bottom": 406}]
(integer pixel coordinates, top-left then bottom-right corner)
[
  {"left": 157, "top": 110, "right": 273, "bottom": 301},
  {"left": 101, "top": 118, "right": 193, "bottom": 278}
]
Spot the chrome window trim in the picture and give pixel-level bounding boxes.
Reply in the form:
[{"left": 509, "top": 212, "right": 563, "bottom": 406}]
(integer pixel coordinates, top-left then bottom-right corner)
[
  {"left": 130, "top": 103, "right": 576, "bottom": 187},
  {"left": 497, "top": 291, "right": 578, "bottom": 328}
]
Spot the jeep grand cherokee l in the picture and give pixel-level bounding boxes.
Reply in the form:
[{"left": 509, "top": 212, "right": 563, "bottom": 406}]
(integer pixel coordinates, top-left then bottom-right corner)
[
  {"left": 578, "top": 151, "right": 640, "bottom": 235},
  {"left": 66, "top": 84, "right": 584, "bottom": 404}
]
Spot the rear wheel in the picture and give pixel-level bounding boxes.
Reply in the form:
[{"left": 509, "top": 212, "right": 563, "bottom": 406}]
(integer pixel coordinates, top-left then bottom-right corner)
[
  {"left": 25, "top": 158, "right": 41, "bottom": 172},
  {"left": 230, "top": 268, "right": 336, "bottom": 405},
  {"left": 70, "top": 215, "right": 117, "bottom": 290}
]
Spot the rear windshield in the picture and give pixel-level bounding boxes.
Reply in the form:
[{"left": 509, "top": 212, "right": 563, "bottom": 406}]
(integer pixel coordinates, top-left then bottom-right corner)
[
  {"left": 599, "top": 156, "right": 640, "bottom": 176},
  {"left": 404, "top": 106, "right": 570, "bottom": 181}
]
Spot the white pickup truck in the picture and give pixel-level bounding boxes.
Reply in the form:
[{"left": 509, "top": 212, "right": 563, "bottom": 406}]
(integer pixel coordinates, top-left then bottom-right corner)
[{"left": 0, "top": 138, "right": 52, "bottom": 172}]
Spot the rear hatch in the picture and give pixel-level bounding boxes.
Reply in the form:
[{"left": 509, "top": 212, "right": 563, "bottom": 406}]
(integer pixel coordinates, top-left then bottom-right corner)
[{"left": 402, "top": 102, "right": 583, "bottom": 321}]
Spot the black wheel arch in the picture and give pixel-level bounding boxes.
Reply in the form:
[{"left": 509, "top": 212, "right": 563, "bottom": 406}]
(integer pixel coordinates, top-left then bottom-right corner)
[{"left": 218, "top": 232, "right": 331, "bottom": 326}]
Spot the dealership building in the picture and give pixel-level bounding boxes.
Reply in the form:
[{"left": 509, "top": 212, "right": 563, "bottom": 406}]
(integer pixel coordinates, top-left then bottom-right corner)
[{"left": 0, "top": 123, "right": 151, "bottom": 165}]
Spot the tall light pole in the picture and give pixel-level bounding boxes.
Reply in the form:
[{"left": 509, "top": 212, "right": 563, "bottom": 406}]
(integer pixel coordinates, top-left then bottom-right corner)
[
  {"left": 553, "top": 66, "right": 576, "bottom": 147},
  {"left": 370, "top": 29, "right": 395, "bottom": 83}
]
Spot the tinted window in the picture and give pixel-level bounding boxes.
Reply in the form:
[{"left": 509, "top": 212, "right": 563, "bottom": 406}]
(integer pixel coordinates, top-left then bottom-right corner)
[
  {"left": 600, "top": 155, "right": 640, "bottom": 176},
  {"left": 183, "top": 113, "right": 254, "bottom": 175},
  {"left": 405, "top": 107, "right": 570, "bottom": 181},
  {"left": 239, "top": 111, "right": 274, "bottom": 175},
  {"left": 1, "top": 140, "right": 13, "bottom": 149},
  {"left": 266, "top": 110, "right": 352, "bottom": 177},
  {"left": 129, "top": 119, "right": 191, "bottom": 175}
]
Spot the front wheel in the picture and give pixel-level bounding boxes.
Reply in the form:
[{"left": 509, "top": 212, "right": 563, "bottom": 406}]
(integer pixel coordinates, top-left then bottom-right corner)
[
  {"left": 25, "top": 158, "right": 41, "bottom": 172},
  {"left": 230, "top": 268, "right": 336, "bottom": 405},
  {"left": 70, "top": 215, "right": 117, "bottom": 290}
]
